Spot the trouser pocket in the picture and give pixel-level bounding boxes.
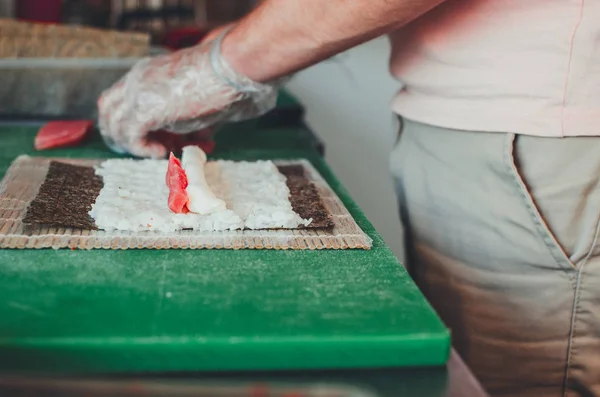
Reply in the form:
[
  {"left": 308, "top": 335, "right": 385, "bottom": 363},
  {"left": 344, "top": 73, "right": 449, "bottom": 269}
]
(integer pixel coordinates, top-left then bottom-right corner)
[
  {"left": 505, "top": 133, "right": 600, "bottom": 271},
  {"left": 503, "top": 134, "right": 575, "bottom": 273}
]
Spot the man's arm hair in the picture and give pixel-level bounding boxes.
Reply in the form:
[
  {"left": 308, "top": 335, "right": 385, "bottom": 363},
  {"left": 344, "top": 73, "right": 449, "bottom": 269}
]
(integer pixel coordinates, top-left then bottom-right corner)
[{"left": 221, "top": 0, "right": 446, "bottom": 82}]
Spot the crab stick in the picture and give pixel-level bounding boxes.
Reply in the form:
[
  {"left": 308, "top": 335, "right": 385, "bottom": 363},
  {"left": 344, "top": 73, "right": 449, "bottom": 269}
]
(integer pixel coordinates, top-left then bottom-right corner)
[{"left": 180, "top": 145, "right": 226, "bottom": 215}]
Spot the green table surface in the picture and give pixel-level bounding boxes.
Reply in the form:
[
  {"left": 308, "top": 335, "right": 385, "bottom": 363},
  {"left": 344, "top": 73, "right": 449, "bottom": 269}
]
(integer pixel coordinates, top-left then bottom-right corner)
[
  {"left": 0, "top": 122, "right": 450, "bottom": 375},
  {"left": 276, "top": 89, "right": 302, "bottom": 108}
]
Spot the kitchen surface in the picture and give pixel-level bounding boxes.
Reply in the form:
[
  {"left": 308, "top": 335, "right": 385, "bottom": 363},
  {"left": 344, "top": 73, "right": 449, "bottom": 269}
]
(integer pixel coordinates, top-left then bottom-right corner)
[{"left": 0, "top": 109, "right": 488, "bottom": 396}]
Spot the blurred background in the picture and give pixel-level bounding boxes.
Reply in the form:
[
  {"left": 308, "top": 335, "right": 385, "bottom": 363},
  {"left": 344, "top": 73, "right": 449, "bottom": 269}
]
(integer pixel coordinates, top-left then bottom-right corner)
[
  {"left": 1, "top": 0, "right": 258, "bottom": 44},
  {"left": 0, "top": 0, "right": 404, "bottom": 260}
]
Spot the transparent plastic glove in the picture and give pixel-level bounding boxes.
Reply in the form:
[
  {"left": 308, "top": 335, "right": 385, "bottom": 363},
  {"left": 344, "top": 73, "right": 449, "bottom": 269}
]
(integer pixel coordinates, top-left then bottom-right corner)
[{"left": 97, "top": 28, "right": 280, "bottom": 158}]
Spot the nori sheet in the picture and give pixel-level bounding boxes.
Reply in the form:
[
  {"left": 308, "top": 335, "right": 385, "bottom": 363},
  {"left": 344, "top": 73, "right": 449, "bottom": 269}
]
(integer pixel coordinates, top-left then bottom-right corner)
[
  {"left": 277, "top": 165, "right": 334, "bottom": 229},
  {"left": 22, "top": 161, "right": 102, "bottom": 230}
]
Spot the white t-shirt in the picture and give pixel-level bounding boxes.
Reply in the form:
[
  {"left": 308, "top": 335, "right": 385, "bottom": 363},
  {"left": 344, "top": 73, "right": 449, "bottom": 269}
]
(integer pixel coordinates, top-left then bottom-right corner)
[{"left": 389, "top": 0, "right": 600, "bottom": 137}]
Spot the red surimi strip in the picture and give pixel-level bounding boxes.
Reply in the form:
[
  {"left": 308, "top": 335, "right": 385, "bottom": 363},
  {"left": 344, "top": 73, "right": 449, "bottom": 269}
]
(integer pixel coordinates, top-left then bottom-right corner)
[{"left": 166, "top": 152, "right": 190, "bottom": 214}]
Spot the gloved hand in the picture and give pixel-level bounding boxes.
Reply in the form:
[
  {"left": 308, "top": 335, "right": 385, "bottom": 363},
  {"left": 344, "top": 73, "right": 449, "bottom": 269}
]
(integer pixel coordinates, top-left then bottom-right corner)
[{"left": 97, "top": 28, "right": 280, "bottom": 158}]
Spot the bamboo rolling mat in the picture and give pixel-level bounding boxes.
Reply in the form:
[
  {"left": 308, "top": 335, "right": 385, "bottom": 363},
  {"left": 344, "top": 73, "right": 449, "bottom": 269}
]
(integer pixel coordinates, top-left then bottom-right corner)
[
  {"left": 0, "top": 156, "right": 372, "bottom": 250},
  {"left": 0, "top": 18, "right": 150, "bottom": 58}
]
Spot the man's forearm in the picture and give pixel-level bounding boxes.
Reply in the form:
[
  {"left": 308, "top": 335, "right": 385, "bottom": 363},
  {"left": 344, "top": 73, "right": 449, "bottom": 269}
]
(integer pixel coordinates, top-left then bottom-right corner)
[{"left": 221, "top": 0, "right": 445, "bottom": 83}]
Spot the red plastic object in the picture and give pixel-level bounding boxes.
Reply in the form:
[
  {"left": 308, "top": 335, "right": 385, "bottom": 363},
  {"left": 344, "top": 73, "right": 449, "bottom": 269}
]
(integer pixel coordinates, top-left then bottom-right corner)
[
  {"left": 163, "top": 27, "right": 209, "bottom": 50},
  {"left": 34, "top": 120, "right": 93, "bottom": 151},
  {"left": 166, "top": 153, "right": 190, "bottom": 214},
  {"left": 16, "top": 0, "right": 62, "bottom": 23}
]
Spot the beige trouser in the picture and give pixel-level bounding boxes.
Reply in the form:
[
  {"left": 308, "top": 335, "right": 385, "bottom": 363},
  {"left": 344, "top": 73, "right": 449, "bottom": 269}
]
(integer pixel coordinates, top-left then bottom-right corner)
[{"left": 389, "top": 118, "right": 600, "bottom": 397}]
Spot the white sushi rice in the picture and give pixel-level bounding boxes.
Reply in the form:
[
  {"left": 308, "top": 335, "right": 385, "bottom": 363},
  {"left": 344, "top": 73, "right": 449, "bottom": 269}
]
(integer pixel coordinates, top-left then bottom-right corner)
[
  {"left": 218, "top": 160, "right": 312, "bottom": 230},
  {"left": 88, "top": 158, "right": 311, "bottom": 232}
]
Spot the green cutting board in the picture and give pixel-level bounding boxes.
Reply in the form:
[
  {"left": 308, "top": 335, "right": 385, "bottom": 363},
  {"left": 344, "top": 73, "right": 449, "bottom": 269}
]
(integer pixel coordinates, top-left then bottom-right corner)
[{"left": 0, "top": 126, "right": 450, "bottom": 374}]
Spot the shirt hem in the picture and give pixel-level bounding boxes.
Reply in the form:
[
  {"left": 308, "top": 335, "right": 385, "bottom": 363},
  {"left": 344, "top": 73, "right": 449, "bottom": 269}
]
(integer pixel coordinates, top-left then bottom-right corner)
[{"left": 390, "top": 93, "right": 600, "bottom": 137}]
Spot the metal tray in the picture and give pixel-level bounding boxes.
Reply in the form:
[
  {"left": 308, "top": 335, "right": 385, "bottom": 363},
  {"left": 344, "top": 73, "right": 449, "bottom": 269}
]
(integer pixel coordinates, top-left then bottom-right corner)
[{"left": 0, "top": 47, "right": 167, "bottom": 119}]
